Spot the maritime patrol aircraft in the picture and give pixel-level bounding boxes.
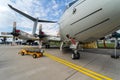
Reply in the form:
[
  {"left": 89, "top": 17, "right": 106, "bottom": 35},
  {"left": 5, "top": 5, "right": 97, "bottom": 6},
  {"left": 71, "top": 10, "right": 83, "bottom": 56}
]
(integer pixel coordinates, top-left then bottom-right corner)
[
  {"left": 1, "top": 21, "right": 59, "bottom": 46},
  {"left": 8, "top": 0, "right": 120, "bottom": 59},
  {"left": 59, "top": 0, "right": 120, "bottom": 59},
  {"left": 1, "top": 5, "right": 57, "bottom": 45}
]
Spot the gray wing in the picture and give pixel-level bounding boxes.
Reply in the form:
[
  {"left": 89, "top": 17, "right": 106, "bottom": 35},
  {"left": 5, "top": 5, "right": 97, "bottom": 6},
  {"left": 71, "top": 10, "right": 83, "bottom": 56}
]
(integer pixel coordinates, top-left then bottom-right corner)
[{"left": 8, "top": 4, "right": 57, "bottom": 23}]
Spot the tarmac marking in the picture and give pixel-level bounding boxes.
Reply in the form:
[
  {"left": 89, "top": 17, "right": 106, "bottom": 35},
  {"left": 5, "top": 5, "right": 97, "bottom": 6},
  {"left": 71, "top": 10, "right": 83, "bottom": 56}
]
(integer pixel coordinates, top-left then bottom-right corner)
[{"left": 44, "top": 53, "right": 112, "bottom": 80}]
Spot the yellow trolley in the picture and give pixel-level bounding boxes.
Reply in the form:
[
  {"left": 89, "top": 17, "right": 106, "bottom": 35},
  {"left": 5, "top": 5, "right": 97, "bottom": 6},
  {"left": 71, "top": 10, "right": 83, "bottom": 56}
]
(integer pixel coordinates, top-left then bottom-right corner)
[{"left": 18, "top": 47, "right": 44, "bottom": 58}]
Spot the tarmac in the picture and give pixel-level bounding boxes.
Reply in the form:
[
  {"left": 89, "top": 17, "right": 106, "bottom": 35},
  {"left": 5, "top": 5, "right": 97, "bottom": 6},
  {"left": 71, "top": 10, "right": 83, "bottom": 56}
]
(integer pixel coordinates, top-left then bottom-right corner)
[{"left": 0, "top": 45, "right": 120, "bottom": 80}]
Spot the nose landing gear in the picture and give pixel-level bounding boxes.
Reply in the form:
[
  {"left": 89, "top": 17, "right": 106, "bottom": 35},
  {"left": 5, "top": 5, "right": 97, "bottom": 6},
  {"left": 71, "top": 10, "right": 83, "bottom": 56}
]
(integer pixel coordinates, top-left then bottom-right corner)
[{"left": 72, "top": 50, "right": 80, "bottom": 59}]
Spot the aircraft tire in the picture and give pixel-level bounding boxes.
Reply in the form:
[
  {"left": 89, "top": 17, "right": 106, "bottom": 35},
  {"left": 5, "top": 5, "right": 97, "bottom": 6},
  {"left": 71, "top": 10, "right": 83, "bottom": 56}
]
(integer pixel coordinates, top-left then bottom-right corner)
[
  {"left": 45, "top": 45, "right": 50, "bottom": 48},
  {"left": 32, "top": 54, "right": 37, "bottom": 58},
  {"left": 111, "top": 55, "right": 119, "bottom": 59},
  {"left": 72, "top": 50, "right": 80, "bottom": 59},
  {"left": 21, "top": 52, "right": 24, "bottom": 56}
]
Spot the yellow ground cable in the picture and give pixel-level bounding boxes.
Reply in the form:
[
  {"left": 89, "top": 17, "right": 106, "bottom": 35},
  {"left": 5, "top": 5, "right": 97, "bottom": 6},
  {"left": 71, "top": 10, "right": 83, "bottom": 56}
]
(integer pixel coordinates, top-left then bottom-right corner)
[{"left": 44, "top": 53, "right": 112, "bottom": 80}]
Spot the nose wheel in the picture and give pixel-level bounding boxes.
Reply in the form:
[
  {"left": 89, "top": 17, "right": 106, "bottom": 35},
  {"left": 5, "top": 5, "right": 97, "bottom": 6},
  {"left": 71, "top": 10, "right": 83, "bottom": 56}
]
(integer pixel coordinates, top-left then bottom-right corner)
[
  {"left": 72, "top": 50, "right": 80, "bottom": 59},
  {"left": 111, "top": 55, "right": 119, "bottom": 59}
]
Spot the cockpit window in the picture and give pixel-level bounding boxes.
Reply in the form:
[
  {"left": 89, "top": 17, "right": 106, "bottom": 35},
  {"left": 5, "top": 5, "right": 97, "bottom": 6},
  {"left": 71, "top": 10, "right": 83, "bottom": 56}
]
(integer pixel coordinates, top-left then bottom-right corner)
[
  {"left": 63, "top": 0, "right": 78, "bottom": 13},
  {"left": 68, "top": 0, "right": 78, "bottom": 8}
]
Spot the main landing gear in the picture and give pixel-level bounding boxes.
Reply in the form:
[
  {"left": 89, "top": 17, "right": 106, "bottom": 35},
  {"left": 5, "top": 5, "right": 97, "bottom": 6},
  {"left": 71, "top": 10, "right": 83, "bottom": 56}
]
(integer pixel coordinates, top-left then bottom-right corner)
[
  {"left": 71, "top": 50, "right": 80, "bottom": 59},
  {"left": 45, "top": 44, "right": 50, "bottom": 48},
  {"left": 111, "top": 38, "right": 119, "bottom": 59},
  {"left": 60, "top": 41, "right": 80, "bottom": 60},
  {"left": 111, "top": 55, "right": 119, "bottom": 59}
]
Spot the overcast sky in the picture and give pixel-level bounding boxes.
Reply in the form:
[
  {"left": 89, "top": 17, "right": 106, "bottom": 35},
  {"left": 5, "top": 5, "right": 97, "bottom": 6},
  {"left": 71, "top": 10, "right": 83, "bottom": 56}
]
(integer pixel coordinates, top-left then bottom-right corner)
[{"left": 0, "top": 0, "right": 73, "bottom": 36}]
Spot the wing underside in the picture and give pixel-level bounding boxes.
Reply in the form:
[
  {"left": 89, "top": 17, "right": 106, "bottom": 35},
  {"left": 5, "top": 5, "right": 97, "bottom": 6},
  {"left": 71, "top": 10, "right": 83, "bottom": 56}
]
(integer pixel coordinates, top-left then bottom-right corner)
[{"left": 8, "top": 4, "right": 57, "bottom": 23}]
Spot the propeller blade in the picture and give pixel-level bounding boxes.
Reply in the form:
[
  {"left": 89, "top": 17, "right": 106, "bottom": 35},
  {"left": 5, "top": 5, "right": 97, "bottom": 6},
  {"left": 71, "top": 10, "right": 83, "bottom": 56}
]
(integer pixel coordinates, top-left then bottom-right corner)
[
  {"left": 11, "top": 22, "right": 20, "bottom": 37},
  {"left": 38, "top": 24, "right": 47, "bottom": 38},
  {"left": 39, "top": 24, "right": 42, "bottom": 35},
  {"left": 13, "top": 22, "right": 16, "bottom": 33}
]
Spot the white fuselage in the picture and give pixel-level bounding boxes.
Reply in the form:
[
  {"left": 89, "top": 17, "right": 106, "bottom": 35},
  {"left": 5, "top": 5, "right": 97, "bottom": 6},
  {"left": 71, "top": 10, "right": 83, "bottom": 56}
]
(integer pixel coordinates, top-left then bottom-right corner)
[
  {"left": 17, "top": 30, "right": 52, "bottom": 43},
  {"left": 17, "top": 30, "right": 37, "bottom": 40},
  {"left": 59, "top": 0, "right": 120, "bottom": 43}
]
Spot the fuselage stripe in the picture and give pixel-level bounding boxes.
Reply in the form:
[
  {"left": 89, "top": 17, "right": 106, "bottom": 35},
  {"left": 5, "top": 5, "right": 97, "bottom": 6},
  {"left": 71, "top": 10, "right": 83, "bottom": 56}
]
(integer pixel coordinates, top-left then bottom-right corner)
[
  {"left": 75, "top": 18, "right": 110, "bottom": 36},
  {"left": 71, "top": 8, "right": 103, "bottom": 25}
]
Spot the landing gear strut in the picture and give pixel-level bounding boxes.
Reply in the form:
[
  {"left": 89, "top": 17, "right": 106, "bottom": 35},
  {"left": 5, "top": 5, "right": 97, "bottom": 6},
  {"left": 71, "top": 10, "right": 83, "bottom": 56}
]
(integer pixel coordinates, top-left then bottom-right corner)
[
  {"left": 60, "top": 41, "right": 80, "bottom": 60},
  {"left": 111, "top": 38, "right": 119, "bottom": 59},
  {"left": 71, "top": 50, "right": 80, "bottom": 59},
  {"left": 45, "top": 44, "right": 50, "bottom": 48}
]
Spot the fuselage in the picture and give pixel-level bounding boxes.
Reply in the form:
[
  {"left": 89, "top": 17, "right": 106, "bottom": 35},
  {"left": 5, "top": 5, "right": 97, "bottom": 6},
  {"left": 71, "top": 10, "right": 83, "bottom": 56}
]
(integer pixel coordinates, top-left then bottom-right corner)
[
  {"left": 59, "top": 0, "right": 120, "bottom": 43},
  {"left": 15, "top": 29, "right": 53, "bottom": 43},
  {"left": 16, "top": 29, "right": 37, "bottom": 40}
]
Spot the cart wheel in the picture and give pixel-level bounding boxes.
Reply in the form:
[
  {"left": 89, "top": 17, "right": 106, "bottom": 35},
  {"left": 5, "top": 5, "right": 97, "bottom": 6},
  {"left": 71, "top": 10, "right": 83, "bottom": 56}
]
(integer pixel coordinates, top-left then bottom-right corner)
[
  {"left": 18, "top": 52, "right": 21, "bottom": 54},
  {"left": 21, "top": 52, "right": 24, "bottom": 56},
  {"left": 41, "top": 53, "right": 43, "bottom": 56},
  {"left": 32, "top": 54, "right": 37, "bottom": 58}
]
